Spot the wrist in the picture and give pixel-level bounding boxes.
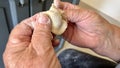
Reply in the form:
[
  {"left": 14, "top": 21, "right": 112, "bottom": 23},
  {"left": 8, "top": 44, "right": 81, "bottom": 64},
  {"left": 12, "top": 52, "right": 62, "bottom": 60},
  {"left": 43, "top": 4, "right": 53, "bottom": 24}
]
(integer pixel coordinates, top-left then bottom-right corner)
[
  {"left": 111, "top": 24, "right": 120, "bottom": 62},
  {"left": 93, "top": 24, "right": 120, "bottom": 62}
]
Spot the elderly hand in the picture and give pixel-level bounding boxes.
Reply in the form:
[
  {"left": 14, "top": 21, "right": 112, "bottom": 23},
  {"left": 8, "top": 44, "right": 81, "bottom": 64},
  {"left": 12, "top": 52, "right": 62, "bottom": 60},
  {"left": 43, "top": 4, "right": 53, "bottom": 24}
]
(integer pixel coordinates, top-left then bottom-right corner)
[
  {"left": 55, "top": 0, "right": 113, "bottom": 49},
  {"left": 3, "top": 13, "right": 61, "bottom": 68},
  {"left": 54, "top": 0, "right": 120, "bottom": 61}
]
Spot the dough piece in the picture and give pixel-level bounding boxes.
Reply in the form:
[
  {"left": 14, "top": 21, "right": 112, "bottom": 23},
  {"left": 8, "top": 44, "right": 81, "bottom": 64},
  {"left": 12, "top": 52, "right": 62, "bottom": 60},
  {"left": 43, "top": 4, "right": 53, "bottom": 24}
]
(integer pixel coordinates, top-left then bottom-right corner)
[{"left": 44, "top": 4, "right": 67, "bottom": 35}]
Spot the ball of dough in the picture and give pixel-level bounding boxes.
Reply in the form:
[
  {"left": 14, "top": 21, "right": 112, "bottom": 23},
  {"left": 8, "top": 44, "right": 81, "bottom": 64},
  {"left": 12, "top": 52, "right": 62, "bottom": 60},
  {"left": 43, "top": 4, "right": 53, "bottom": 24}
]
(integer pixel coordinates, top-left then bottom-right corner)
[{"left": 43, "top": 4, "right": 67, "bottom": 35}]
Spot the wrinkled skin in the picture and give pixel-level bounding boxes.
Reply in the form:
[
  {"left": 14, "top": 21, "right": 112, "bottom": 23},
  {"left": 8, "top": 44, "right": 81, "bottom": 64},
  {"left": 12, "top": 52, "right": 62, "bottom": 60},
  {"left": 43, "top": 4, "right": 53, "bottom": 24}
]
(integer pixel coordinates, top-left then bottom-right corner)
[
  {"left": 55, "top": 0, "right": 120, "bottom": 61},
  {"left": 3, "top": 13, "right": 61, "bottom": 68},
  {"left": 3, "top": 0, "right": 120, "bottom": 68},
  {"left": 54, "top": 0, "right": 113, "bottom": 49}
]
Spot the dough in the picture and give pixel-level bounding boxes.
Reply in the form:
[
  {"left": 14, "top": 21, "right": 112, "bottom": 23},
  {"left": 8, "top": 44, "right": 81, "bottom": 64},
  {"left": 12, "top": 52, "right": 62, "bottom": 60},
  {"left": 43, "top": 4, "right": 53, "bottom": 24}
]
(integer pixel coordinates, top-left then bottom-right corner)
[{"left": 43, "top": 4, "right": 67, "bottom": 35}]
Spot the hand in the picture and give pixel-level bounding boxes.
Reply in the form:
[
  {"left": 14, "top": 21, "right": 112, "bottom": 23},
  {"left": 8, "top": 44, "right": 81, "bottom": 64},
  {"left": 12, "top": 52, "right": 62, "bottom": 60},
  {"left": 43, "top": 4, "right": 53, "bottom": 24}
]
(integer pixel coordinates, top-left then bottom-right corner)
[
  {"left": 3, "top": 13, "right": 61, "bottom": 68},
  {"left": 54, "top": 0, "right": 113, "bottom": 49},
  {"left": 53, "top": 0, "right": 120, "bottom": 61}
]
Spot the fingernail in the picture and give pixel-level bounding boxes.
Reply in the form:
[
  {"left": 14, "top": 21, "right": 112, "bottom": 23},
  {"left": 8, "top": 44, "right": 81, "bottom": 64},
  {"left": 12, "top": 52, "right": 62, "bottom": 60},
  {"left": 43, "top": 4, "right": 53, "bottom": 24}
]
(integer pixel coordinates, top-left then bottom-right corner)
[{"left": 38, "top": 13, "right": 50, "bottom": 24}]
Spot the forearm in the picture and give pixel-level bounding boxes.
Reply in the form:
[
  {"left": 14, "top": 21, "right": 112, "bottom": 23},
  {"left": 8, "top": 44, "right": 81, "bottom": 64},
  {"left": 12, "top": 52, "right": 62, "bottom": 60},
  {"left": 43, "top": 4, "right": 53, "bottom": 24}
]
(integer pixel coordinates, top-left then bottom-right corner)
[{"left": 94, "top": 24, "right": 120, "bottom": 62}]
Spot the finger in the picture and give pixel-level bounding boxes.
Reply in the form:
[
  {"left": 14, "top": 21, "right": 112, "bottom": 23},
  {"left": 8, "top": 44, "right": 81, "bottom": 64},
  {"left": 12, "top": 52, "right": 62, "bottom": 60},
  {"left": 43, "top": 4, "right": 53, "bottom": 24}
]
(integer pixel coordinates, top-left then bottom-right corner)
[
  {"left": 52, "top": 38, "right": 60, "bottom": 47},
  {"left": 62, "top": 22, "right": 76, "bottom": 42},
  {"left": 7, "top": 14, "right": 38, "bottom": 46},
  {"left": 31, "top": 13, "right": 53, "bottom": 54},
  {"left": 54, "top": 0, "right": 79, "bottom": 10},
  {"left": 64, "top": 9, "right": 81, "bottom": 23},
  {"left": 52, "top": 34, "right": 60, "bottom": 47},
  {"left": 64, "top": 9, "right": 91, "bottom": 23},
  {"left": 54, "top": 0, "right": 60, "bottom": 7}
]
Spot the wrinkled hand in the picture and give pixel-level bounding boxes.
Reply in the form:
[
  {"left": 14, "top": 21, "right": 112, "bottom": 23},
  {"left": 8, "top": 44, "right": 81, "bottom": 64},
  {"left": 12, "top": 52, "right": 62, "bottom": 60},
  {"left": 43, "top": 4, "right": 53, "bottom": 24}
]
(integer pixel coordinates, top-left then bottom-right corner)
[
  {"left": 54, "top": 0, "right": 120, "bottom": 62},
  {"left": 3, "top": 13, "right": 61, "bottom": 68},
  {"left": 54, "top": 0, "right": 120, "bottom": 61},
  {"left": 54, "top": 0, "right": 113, "bottom": 49}
]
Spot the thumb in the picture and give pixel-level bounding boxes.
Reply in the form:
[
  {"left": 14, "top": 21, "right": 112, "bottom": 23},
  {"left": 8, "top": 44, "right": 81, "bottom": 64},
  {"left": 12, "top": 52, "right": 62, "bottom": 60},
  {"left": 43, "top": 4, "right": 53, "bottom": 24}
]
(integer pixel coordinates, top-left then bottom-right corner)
[{"left": 31, "top": 14, "right": 53, "bottom": 54}]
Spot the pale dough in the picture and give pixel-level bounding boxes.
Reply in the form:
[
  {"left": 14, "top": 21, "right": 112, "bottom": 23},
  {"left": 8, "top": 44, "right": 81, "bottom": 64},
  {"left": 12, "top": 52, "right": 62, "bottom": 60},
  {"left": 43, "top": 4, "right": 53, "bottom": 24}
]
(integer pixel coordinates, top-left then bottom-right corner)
[{"left": 43, "top": 4, "right": 67, "bottom": 35}]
